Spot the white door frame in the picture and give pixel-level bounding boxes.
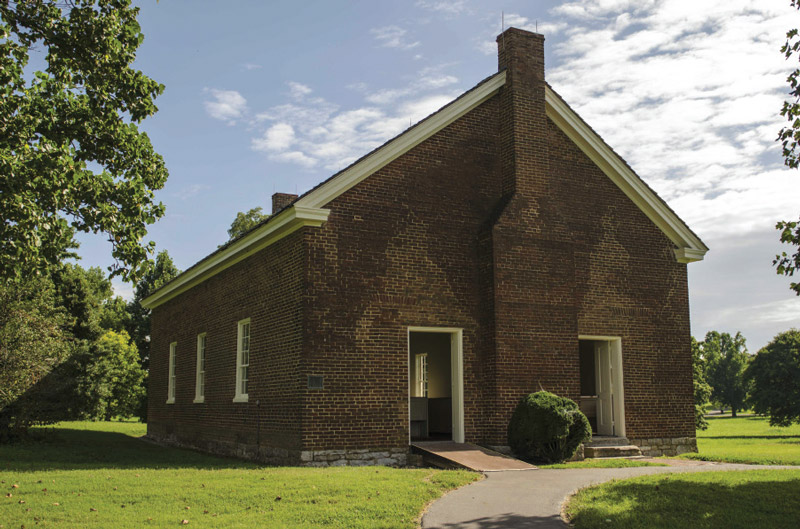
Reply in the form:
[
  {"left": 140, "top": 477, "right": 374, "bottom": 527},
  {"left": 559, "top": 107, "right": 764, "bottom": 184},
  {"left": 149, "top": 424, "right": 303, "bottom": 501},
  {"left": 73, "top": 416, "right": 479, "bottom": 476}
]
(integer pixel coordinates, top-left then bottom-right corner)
[
  {"left": 579, "top": 335, "right": 625, "bottom": 437},
  {"left": 407, "top": 327, "right": 465, "bottom": 444}
]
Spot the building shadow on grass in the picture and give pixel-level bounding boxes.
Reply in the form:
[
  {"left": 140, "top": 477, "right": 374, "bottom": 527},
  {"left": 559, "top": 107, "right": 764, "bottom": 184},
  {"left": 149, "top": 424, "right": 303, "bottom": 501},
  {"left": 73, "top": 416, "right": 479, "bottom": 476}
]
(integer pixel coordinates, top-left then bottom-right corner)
[
  {"left": 569, "top": 476, "right": 800, "bottom": 529},
  {"left": 0, "top": 427, "right": 259, "bottom": 472}
]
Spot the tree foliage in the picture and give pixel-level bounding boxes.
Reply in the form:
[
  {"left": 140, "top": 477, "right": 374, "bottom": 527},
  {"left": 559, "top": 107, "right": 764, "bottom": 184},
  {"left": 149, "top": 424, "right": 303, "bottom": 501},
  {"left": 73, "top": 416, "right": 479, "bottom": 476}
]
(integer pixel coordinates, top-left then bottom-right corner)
[
  {"left": 747, "top": 329, "right": 800, "bottom": 427},
  {"left": 776, "top": 0, "right": 800, "bottom": 295},
  {"left": 702, "top": 331, "right": 751, "bottom": 417},
  {"left": 0, "top": 0, "right": 168, "bottom": 283},
  {"left": 692, "top": 337, "right": 712, "bottom": 430},
  {"left": 0, "top": 276, "right": 75, "bottom": 438},
  {"left": 79, "top": 330, "right": 145, "bottom": 420},
  {"left": 126, "top": 250, "right": 179, "bottom": 367},
  {"left": 226, "top": 207, "right": 270, "bottom": 242}
]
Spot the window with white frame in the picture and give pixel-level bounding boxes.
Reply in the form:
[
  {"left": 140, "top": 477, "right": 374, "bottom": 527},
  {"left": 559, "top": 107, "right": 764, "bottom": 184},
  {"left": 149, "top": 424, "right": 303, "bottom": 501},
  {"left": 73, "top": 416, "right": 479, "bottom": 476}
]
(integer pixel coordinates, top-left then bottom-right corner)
[
  {"left": 194, "top": 333, "right": 206, "bottom": 403},
  {"left": 234, "top": 319, "right": 250, "bottom": 402},
  {"left": 167, "top": 342, "right": 177, "bottom": 404},
  {"left": 415, "top": 353, "right": 428, "bottom": 397}
]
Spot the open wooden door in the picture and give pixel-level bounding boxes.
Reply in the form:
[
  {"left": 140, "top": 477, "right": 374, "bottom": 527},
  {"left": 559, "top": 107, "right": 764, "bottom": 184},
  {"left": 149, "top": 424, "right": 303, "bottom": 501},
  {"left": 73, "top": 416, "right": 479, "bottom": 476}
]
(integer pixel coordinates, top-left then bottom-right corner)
[{"left": 595, "top": 341, "right": 614, "bottom": 436}]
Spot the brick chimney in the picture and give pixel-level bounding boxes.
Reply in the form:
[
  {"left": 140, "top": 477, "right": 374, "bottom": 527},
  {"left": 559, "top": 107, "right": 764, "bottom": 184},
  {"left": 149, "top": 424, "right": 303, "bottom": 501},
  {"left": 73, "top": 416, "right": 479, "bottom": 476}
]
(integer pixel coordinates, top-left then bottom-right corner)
[
  {"left": 272, "top": 192, "right": 298, "bottom": 214},
  {"left": 483, "top": 28, "right": 579, "bottom": 446},
  {"left": 496, "top": 27, "right": 548, "bottom": 199}
]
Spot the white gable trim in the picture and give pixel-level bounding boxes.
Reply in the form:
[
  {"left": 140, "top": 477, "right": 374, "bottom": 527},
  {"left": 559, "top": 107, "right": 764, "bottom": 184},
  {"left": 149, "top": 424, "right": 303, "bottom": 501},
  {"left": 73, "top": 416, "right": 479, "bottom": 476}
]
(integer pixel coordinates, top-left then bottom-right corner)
[
  {"left": 295, "top": 71, "right": 508, "bottom": 209},
  {"left": 141, "top": 205, "right": 330, "bottom": 309},
  {"left": 544, "top": 88, "right": 708, "bottom": 263}
]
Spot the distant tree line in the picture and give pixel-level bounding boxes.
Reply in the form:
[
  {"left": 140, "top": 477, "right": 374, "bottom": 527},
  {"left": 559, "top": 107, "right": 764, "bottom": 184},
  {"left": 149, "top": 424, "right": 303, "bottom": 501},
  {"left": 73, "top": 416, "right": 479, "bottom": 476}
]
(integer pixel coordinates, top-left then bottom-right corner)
[{"left": 692, "top": 329, "right": 800, "bottom": 429}]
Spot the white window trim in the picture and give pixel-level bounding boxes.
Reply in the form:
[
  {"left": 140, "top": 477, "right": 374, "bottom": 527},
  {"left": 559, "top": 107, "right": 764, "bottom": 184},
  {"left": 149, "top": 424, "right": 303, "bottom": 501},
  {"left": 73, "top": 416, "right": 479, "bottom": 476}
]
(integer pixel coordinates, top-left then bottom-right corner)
[
  {"left": 167, "top": 341, "right": 177, "bottom": 404},
  {"left": 194, "top": 333, "right": 206, "bottom": 403},
  {"left": 415, "top": 353, "right": 428, "bottom": 397},
  {"left": 233, "top": 318, "right": 250, "bottom": 403}
]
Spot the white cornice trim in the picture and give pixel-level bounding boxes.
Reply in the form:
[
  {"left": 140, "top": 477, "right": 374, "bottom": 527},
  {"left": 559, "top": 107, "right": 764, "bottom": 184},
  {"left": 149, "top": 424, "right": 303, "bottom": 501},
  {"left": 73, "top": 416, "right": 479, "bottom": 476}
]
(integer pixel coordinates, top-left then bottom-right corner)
[
  {"left": 545, "top": 87, "right": 708, "bottom": 263},
  {"left": 142, "top": 206, "right": 330, "bottom": 309},
  {"left": 296, "top": 71, "right": 507, "bottom": 209}
]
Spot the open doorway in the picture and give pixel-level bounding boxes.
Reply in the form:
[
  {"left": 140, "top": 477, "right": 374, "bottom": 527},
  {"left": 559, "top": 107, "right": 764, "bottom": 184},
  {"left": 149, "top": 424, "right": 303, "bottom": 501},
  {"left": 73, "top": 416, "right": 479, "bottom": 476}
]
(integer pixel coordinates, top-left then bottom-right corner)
[
  {"left": 408, "top": 328, "right": 464, "bottom": 443},
  {"left": 578, "top": 337, "right": 625, "bottom": 437}
]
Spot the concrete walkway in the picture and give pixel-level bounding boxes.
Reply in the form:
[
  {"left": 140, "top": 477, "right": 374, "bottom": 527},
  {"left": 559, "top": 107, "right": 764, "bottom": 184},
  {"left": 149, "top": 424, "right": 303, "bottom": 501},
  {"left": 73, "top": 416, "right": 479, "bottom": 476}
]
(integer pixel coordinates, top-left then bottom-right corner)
[{"left": 422, "top": 460, "right": 799, "bottom": 528}]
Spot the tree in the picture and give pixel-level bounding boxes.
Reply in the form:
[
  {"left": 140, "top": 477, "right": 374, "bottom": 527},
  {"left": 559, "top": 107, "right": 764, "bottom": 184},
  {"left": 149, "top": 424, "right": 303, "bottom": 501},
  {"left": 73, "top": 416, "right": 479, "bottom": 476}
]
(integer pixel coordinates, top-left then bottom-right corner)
[
  {"left": 0, "top": 276, "right": 75, "bottom": 439},
  {"left": 226, "top": 207, "right": 270, "bottom": 242},
  {"left": 79, "top": 330, "right": 145, "bottom": 420},
  {"left": 776, "top": 0, "right": 800, "bottom": 295},
  {"left": 747, "top": 329, "right": 800, "bottom": 426},
  {"left": 126, "top": 250, "right": 180, "bottom": 367},
  {"left": 692, "top": 337, "right": 712, "bottom": 430},
  {"left": 703, "top": 331, "right": 751, "bottom": 417},
  {"left": 0, "top": 0, "right": 168, "bottom": 283}
]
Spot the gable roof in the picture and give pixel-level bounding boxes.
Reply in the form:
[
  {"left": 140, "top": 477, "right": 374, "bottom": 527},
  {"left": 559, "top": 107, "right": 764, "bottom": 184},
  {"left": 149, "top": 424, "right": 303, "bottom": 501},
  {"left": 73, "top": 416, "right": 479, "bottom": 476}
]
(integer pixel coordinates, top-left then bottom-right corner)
[{"left": 142, "top": 70, "right": 707, "bottom": 309}]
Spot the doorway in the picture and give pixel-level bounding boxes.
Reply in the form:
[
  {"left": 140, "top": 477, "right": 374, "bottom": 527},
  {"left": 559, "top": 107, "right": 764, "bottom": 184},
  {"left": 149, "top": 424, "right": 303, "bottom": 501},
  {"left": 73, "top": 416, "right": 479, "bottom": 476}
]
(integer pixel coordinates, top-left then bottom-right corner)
[
  {"left": 578, "top": 337, "right": 625, "bottom": 437},
  {"left": 408, "top": 328, "right": 464, "bottom": 443}
]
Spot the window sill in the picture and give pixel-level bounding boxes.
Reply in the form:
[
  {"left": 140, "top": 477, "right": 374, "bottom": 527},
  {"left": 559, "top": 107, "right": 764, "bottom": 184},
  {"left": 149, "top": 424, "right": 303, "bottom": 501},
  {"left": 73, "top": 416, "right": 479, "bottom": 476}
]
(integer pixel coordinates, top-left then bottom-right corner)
[
  {"left": 193, "top": 397, "right": 205, "bottom": 404},
  {"left": 232, "top": 395, "right": 249, "bottom": 403},
  {"left": 166, "top": 398, "right": 175, "bottom": 404}
]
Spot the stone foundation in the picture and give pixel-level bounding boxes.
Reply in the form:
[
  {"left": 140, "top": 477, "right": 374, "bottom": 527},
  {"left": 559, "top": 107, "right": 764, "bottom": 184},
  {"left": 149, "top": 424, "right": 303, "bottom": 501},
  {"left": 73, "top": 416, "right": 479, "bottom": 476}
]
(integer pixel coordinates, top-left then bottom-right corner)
[
  {"left": 145, "top": 432, "right": 409, "bottom": 467},
  {"left": 629, "top": 436, "right": 697, "bottom": 457},
  {"left": 299, "top": 448, "right": 408, "bottom": 467}
]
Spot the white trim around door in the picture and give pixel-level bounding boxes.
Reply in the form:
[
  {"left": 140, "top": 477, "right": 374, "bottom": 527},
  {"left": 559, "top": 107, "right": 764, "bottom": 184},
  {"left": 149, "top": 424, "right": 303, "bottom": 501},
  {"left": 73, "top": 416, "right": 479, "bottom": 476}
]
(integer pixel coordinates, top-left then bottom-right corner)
[{"left": 407, "top": 327, "right": 465, "bottom": 444}]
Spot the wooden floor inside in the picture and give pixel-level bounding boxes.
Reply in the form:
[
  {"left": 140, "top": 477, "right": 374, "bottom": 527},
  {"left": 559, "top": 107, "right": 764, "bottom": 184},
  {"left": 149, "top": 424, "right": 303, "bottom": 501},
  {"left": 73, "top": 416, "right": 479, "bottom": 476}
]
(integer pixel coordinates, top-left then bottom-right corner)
[{"left": 411, "top": 441, "right": 537, "bottom": 472}]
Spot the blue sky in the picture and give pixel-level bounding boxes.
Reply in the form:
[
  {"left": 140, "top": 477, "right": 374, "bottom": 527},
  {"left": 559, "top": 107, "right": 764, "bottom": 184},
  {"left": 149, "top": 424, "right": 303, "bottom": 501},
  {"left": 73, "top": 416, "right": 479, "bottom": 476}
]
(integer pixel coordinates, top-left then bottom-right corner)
[{"left": 75, "top": 0, "right": 800, "bottom": 351}]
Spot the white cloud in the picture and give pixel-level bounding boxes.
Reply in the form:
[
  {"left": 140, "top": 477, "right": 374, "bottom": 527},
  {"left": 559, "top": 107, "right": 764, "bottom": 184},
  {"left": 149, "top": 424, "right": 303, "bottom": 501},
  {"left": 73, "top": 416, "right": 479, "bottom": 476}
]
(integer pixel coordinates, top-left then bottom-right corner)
[
  {"left": 242, "top": 63, "right": 262, "bottom": 71},
  {"left": 416, "top": 0, "right": 468, "bottom": 15},
  {"left": 249, "top": 64, "right": 464, "bottom": 171},
  {"left": 252, "top": 122, "right": 295, "bottom": 152},
  {"left": 203, "top": 89, "right": 248, "bottom": 124},
  {"left": 178, "top": 183, "right": 211, "bottom": 200},
  {"left": 288, "top": 81, "right": 312, "bottom": 99},
  {"left": 371, "top": 25, "right": 421, "bottom": 50}
]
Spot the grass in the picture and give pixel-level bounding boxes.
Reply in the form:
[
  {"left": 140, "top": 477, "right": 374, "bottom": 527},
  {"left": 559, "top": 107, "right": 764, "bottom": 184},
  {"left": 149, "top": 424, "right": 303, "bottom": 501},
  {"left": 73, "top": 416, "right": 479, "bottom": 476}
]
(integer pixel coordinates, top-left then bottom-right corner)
[
  {"left": 564, "top": 469, "right": 800, "bottom": 529},
  {"left": 679, "top": 416, "right": 800, "bottom": 465},
  {"left": 0, "top": 421, "right": 477, "bottom": 528},
  {"left": 539, "top": 458, "right": 666, "bottom": 469}
]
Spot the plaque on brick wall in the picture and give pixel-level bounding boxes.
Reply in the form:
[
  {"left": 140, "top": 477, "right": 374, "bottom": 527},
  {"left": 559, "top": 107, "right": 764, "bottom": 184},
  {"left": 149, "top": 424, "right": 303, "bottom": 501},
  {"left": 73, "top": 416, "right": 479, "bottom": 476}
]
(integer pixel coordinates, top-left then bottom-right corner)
[{"left": 307, "top": 375, "right": 324, "bottom": 390}]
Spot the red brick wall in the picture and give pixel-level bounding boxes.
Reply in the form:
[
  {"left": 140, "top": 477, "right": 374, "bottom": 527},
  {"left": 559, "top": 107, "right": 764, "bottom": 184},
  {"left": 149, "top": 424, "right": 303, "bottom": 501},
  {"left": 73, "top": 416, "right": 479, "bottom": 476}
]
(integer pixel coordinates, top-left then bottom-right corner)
[
  {"left": 147, "top": 232, "right": 306, "bottom": 459},
  {"left": 147, "top": 28, "right": 695, "bottom": 459}
]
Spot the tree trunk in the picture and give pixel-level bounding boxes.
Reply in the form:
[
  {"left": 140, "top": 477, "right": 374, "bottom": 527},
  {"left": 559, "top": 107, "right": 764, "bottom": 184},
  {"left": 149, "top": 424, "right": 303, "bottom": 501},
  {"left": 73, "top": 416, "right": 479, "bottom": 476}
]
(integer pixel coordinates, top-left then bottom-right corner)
[{"left": 732, "top": 408, "right": 737, "bottom": 418}]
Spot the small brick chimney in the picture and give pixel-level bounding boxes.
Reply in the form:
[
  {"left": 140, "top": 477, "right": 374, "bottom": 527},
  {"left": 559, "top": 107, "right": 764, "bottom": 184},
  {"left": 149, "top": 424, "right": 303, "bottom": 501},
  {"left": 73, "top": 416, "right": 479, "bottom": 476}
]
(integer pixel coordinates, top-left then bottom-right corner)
[{"left": 272, "top": 192, "right": 298, "bottom": 214}]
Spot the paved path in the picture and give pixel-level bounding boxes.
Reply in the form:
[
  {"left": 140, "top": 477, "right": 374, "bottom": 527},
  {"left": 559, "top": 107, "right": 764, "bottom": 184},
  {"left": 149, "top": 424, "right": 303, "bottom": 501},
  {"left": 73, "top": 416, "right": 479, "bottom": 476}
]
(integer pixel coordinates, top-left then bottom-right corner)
[{"left": 422, "top": 460, "right": 799, "bottom": 528}]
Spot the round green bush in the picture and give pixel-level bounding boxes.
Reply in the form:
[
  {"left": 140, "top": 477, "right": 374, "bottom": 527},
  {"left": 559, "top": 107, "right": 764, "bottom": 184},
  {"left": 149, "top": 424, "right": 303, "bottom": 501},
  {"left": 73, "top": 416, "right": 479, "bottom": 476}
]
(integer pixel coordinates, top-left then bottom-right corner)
[{"left": 507, "top": 391, "right": 592, "bottom": 464}]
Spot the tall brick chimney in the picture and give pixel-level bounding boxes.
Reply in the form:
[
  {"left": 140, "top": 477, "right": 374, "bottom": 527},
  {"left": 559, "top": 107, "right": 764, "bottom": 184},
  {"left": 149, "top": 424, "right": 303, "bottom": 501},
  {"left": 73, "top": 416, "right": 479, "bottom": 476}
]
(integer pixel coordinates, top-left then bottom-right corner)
[
  {"left": 272, "top": 192, "right": 298, "bottom": 214},
  {"left": 496, "top": 28, "right": 548, "bottom": 199},
  {"left": 483, "top": 28, "right": 579, "bottom": 446}
]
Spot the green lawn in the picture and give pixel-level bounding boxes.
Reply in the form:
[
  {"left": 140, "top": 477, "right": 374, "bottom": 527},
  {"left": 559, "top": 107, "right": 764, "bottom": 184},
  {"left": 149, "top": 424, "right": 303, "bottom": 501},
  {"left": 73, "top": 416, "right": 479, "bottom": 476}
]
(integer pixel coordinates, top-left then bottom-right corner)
[
  {"left": 680, "top": 416, "right": 800, "bottom": 465},
  {"left": 539, "top": 458, "right": 665, "bottom": 469},
  {"left": 564, "top": 469, "right": 800, "bottom": 529},
  {"left": 0, "top": 422, "right": 477, "bottom": 528}
]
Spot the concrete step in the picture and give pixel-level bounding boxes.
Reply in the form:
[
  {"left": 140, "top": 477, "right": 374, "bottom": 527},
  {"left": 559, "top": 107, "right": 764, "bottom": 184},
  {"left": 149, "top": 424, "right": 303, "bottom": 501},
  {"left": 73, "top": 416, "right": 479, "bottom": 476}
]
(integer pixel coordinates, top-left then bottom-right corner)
[
  {"left": 585, "top": 436, "right": 631, "bottom": 447},
  {"left": 584, "top": 445, "right": 642, "bottom": 458}
]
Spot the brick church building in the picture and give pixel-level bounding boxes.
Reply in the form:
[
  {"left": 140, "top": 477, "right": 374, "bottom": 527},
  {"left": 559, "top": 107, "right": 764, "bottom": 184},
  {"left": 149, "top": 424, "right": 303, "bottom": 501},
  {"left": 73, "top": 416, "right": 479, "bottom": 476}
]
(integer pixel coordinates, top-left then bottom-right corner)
[{"left": 143, "top": 28, "right": 707, "bottom": 466}]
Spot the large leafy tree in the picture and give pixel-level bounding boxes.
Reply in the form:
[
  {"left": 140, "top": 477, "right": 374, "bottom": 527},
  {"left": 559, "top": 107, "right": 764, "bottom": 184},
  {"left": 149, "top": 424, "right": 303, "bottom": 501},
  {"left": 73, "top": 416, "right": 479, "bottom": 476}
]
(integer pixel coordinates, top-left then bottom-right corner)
[
  {"left": 0, "top": 276, "right": 75, "bottom": 438},
  {"left": 702, "top": 331, "right": 751, "bottom": 417},
  {"left": 747, "top": 329, "right": 800, "bottom": 427},
  {"left": 79, "top": 329, "right": 145, "bottom": 420},
  {"left": 0, "top": 0, "right": 167, "bottom": 283},
  {"left": 776, "top": 0, "right": 800, "bottom": 295}
]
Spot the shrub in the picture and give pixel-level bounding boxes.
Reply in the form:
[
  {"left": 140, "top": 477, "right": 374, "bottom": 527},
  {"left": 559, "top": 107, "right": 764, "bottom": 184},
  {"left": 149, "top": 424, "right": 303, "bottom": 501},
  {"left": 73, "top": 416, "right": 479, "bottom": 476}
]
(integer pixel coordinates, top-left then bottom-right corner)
[{"left": 507, "top": 391, "right": 592, "bottom": 463}]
